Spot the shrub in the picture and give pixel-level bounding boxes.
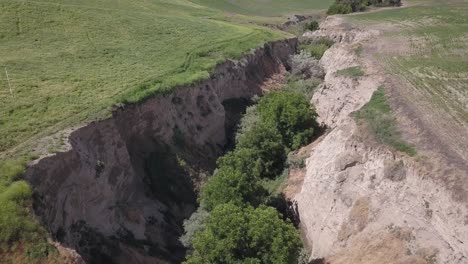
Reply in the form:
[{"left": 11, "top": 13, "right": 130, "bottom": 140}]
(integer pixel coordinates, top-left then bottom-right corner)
[
  {"left": 299, "top": 44, "right": 329, "bottom": 60},
  {"left": 291, "top": 51, "right": 325, "bottom": 79},
  {"left": 180, "top": 207, "right": 209, "bottom": 249},
  {"left": 235, "top": 104, "right": 260, "bottom": 143},
  {"left": 257, "top": 91, "right": 319, "bottom": 150},
  {"left": 200, "top": 166, "right": 267, "bottom": 210},
  {"left": 327, "top": 2, "right": 353, "bottom": 15},
  {"left": 297, "top": 248, "right": 310, "bottom": 264},
  {"left": 0, "top": 159, "right": 40, "bottom": 245},
  {"left": 304, "top": 20, "right": 319, "bottom": 31},
  {"left": 285, "top": 76, "right": 321, "bottom": 99},
  {"left": 184, "top": 203, "right": 301, "bottom": 264},
  {"left": 26, "top": 242, "right": 57, "bottom": 260}
]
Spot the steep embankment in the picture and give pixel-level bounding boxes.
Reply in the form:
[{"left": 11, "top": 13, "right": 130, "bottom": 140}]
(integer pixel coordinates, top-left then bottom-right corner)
[
  {"left": 25, "top": 39, "right": 297, "bottom": 264},
  {"left": 295, "top": 17, "right": 467, "bottom": 263}
]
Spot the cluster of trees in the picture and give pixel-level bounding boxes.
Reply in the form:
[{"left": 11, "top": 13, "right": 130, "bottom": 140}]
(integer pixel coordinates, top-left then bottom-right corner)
[
  {"left": 327, "top": 0, "right": 401, "bottom": 14},
  {"left": 182, "top": 90, "right": 319, "bottom": 263}
]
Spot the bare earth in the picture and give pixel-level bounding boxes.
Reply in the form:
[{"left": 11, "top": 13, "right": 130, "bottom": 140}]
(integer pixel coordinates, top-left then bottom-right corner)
[{"left": 290, "top": 15, "right": 468, "bottom": 264}]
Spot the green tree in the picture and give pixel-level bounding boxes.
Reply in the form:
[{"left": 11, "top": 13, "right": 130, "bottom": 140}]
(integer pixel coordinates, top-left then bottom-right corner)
[
  {"left": 237, "top": 123, "right": 286, "bottom": 179},
  {"left": 217, "top": 148, "right": 263, "bottom": 179},
  {"left": 200, "top": 166, "right": 266, "bottom": 210},
  {"left": 184, "top": 203, "right": 301, "bottom": 264},
  {"left": 257, "top": 91, "right": 318, "bottom": 150}
]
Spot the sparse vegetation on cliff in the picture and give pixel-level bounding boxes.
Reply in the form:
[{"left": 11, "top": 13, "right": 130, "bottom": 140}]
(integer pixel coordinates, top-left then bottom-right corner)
[
  {"left": 355, "top": 87, "right": 416, "bottom": 156},
  {"left": 337, "top": 66, "right": 365, "bottom": 77},
  {"left": 0, "top": 159, "right": 55, "bottom": 262}
]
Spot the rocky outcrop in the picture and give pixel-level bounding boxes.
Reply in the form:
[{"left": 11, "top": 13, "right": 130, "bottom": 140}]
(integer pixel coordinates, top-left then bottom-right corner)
[
  {"left": 25, "top": 38, "right": 297, "bottom": 264},
  {"left": 296, "top": 17, "right": 468, "bottom": 264}
]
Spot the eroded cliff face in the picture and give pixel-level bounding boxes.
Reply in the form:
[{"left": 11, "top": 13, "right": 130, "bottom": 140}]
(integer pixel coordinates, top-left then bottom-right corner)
[
  {"left": 25, "top": 38, "right": 297, "bottom": 264},
  {"left": 296, "top": 17, "right": 468, "bottom": 264}
]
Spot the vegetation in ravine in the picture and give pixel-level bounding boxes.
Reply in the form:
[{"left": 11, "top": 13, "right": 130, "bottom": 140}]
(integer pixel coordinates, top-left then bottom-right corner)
[
  {"left": 299, "top": 37, "right": 334, "bottom": 60},
  {"left": 304, "top": 21, "right": 319, "bottom": 32},
  {"left": 354, "top": 87, "right": 416, "bottom": 156},
  {"left": 184, "top": 86, "right": 320, "bottom": 263},
  {"left": 185, "top": 203, "right": 301, "bottom": 264}
]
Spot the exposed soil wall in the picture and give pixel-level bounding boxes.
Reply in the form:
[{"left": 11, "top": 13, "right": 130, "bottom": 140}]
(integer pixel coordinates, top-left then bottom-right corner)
[
  {"left": 297, "top": 17, "right": 468, "bottom": 264},
  {"left": 25, "top": 38, "right": 297, "bottom": 264}
]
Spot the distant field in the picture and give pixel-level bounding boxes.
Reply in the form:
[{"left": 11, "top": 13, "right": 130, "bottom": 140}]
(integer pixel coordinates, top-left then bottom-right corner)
[
  {"left": 352, "top": 0, "right": 468, "bottom": 123},
  {"left": 191, "top": 0, "right": 334, "bottom": 16}
]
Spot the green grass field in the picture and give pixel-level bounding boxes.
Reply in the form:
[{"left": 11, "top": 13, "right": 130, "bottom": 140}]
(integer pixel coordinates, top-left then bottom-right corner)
[
  {"left": 192, "top": 0, "right": 334, "bottom": 16},
  {"left": 352, "top": 0, "right": 468, "bottom": 123},
  {"left": 1, "top": 0, "right": 328, "bottom": 156}
]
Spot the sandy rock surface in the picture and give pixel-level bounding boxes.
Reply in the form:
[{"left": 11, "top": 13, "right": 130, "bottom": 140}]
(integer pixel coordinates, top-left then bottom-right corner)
[{"left": 296, "top": 17, "right": 468, "bottom": 264}]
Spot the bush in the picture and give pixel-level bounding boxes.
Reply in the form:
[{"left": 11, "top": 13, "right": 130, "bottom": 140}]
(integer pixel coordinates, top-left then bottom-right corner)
[
  {"left": 304, "top": 21, "right": 319, "bottom": 31},
  {"left": 184, "top": 203, "right": 301, "bottom": 264},
  {"left": 26, "top": 242, "right": 57, "bottom": 259},
  {"left": 327, "top": 2, "right": 353, "bottom": 15},
  {"left": 257, "top": 91, "right": 319, "bottom": 150},
  {"left": 0, "top": 159, "right": 40, "bottom": 245},
  {"left": 235, "top": 104, "right": 260, "bottom": 143},
  {"left": 285, "top": 76, "right": 321, "bottom": 100},
  {"left": 200, "top": 166, "right": 267, "bottom": 210},
  {"left": 291, "top": 51, "right": 325, "bottom": 78},
  {"left": 297, "top": 248, "right": 310, "bottom": 264},
  {"left": 180, "top": 207, "right": 209, "bottom": 249},
  {"left": 299, "top": 44, "right": 329, "bottom": 60},
  {"left": 327, "top": 0, "right": 400, "bottom": 15}
]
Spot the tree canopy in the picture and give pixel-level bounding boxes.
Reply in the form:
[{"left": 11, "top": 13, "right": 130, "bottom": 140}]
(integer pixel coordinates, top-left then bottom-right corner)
[{"left": 184, "top": 203, "right": 301, "bottom": 264}]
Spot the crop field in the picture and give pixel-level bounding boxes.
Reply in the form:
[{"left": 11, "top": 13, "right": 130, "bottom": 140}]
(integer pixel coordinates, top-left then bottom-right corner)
[
  {"left": 0, "top": 0, "right": 331, "bottom": 156},
  {"left": 352, "top": 0, "right": 468, "bottom": 123}
]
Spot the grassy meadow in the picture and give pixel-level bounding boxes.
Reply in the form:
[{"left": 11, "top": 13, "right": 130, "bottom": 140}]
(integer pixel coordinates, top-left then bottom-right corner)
[{"left": 0, "top": 0, "right": 320, "bottom": 156}]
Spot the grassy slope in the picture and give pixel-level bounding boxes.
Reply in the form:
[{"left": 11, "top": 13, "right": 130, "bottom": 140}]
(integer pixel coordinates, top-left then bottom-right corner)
[
  {"left": 0, "top": 0, "right": 291, "bottom": 156},
  {"left": 191, "top": 0, "right": 334, "bottom": 16},
  {"left": 351, "top": 0, "right": 468, "bottom": 124}
]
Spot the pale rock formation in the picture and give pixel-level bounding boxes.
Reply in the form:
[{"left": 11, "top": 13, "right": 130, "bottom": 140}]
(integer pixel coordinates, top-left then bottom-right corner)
[{"left": 296, "top": 17, "right": 468, "bottom": 264}]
